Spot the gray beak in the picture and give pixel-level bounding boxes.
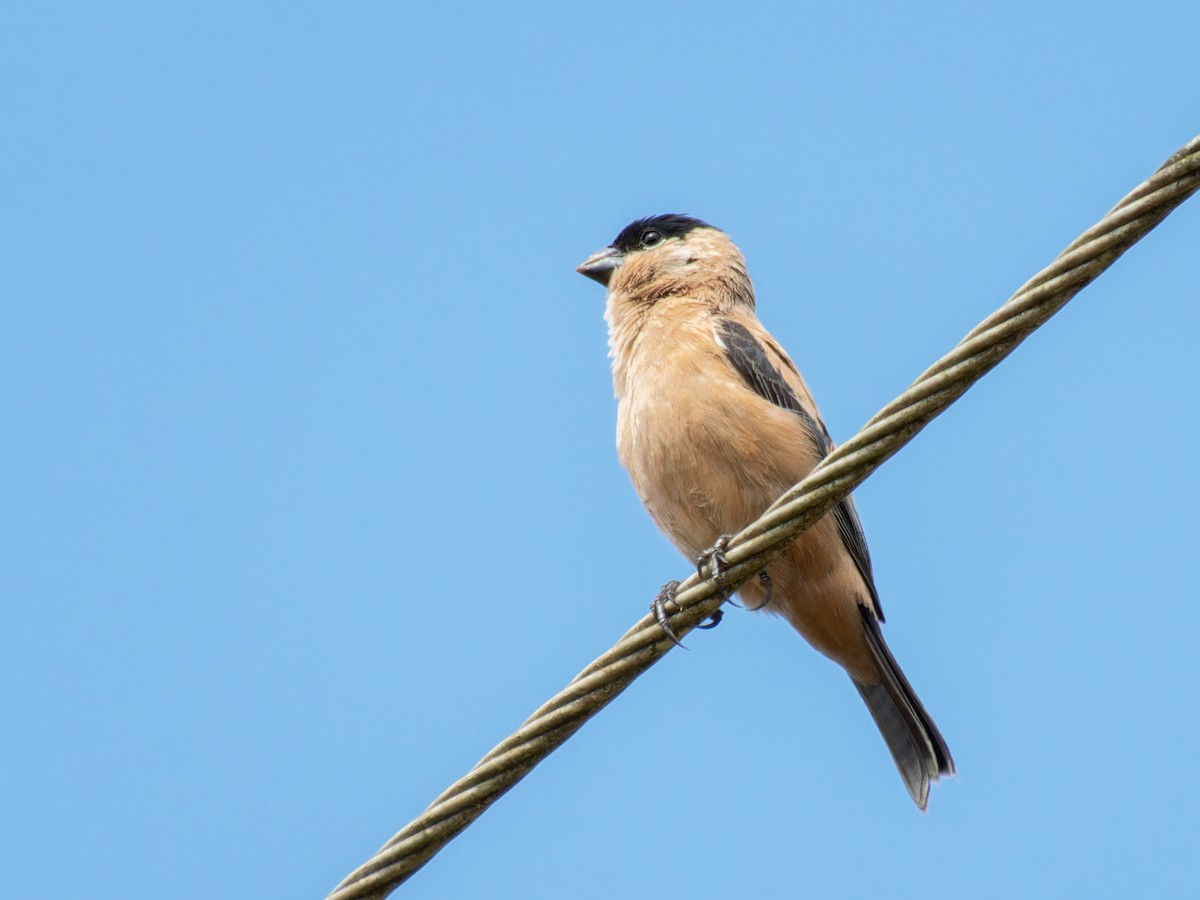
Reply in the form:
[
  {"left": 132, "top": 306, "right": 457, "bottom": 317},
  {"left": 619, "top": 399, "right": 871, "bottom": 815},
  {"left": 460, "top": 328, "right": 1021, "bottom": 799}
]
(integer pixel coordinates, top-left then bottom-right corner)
[{"left": 575, "top": 246, "right": 625, "bottom": 287}]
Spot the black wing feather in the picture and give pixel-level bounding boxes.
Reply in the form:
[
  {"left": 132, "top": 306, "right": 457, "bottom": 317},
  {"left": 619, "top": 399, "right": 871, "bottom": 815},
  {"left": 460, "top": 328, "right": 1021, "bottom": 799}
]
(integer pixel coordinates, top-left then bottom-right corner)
[{"left": 715, "top": 319, "right": 882, "bottom": 617}]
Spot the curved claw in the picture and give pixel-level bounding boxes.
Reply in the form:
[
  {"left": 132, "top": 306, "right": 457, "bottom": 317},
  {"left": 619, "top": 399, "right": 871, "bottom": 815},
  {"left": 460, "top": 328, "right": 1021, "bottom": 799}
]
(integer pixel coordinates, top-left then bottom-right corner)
[
  {"left": 745, "top": 570, "right": 773, "bottom": 612},
  {"left": 696, "top": 534, "right": 742, "bottom": 609},
  {"left": 696, "top": 534, "right": 733, "bottom": 585},
  {"left": 695, "top": 608, "right": 724, "bottom": 630},
  {"left": 651, "top": 580, "right": 687, "bottom": 649}
]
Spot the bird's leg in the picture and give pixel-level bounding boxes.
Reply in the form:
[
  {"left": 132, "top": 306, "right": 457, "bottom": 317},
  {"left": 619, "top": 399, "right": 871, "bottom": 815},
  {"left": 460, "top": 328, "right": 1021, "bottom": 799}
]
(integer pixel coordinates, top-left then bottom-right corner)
[
  {"left": 696, "top": 534, "right": 733, "bottom": 585},
  {"left": 744, "top": 570, "right": 773, "bottom": 611},
  {"left": 652, "top": 532, "right": 738, "bottom": 646},
  {"left": 697, "top": 533, "right": 743, "bottom": 608},
  {"left": 651, "top": 580, "right": 687, "bottom": 649},
  {"left": 651, "top": 579, "right": 724, "bottom": 647}
]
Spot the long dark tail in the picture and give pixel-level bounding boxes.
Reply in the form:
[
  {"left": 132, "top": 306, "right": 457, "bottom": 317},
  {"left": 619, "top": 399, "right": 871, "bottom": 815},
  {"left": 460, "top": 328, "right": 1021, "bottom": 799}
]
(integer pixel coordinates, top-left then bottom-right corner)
[{"left": 853, "top": 606, "right": 954, "bottom": 810}]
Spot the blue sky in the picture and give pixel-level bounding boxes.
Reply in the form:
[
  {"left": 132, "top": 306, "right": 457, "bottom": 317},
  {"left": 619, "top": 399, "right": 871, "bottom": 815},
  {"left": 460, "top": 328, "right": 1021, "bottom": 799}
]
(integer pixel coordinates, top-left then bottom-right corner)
[{"left": 3, "top": 3, "right": 1198, "bottom": 898}]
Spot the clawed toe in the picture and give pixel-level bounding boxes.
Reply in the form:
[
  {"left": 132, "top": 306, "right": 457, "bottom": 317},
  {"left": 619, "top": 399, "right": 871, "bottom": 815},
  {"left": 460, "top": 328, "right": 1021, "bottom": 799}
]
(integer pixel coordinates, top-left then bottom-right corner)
[
  {"left": 651, "top": 580, "right": 687, "bottom": 649},
  {"left": 650, "top": 579, "right": 725, "bottom": 646},
  {"left": 745, "top": 570, "right": 773, "bottom": 611},
  {"left": 696, "top": 534, "right": 733, "bottom": 584},
  {"left": 696, "top": 534, "right": 740, "bottom": 609}
]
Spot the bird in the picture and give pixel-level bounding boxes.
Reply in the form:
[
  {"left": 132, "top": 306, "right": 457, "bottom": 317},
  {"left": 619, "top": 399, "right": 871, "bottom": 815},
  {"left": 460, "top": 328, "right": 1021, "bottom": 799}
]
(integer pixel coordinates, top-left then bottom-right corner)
[{"left": 576, "top": 213, "right": 954, "bottom": 809}]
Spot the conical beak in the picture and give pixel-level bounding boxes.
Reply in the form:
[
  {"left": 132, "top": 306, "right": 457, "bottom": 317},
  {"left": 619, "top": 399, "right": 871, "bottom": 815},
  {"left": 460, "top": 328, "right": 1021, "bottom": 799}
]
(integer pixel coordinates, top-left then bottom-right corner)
[{"left": 575, "top": 246, "right": 625, "bottom": 287}]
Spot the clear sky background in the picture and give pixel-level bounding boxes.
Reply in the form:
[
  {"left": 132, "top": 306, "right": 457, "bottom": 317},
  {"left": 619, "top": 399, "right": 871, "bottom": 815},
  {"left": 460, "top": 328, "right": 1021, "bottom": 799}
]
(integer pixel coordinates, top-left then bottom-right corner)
[{"left": 4, "top": 3, "right": 1199, "bottom": 898}]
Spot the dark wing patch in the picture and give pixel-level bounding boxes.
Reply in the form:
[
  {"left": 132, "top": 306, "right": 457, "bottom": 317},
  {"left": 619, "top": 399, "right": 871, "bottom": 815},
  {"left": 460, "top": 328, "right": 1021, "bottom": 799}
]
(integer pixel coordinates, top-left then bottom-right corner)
[
  {"left": 715, "top": 319, "right": 817, "bottom": 427},
  {"left": 715, "top": 319, "right": 882, "bottom": 618},
  {"left": 831, "top": 497, "right": 882, "bottom": 619}
]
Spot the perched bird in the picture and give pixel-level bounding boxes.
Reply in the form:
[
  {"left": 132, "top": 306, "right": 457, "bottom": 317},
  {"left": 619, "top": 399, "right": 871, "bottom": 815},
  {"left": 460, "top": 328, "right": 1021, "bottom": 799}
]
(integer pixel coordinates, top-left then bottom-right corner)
[{"left": 576, "top": 214, "right": 954, "bottom": 809}]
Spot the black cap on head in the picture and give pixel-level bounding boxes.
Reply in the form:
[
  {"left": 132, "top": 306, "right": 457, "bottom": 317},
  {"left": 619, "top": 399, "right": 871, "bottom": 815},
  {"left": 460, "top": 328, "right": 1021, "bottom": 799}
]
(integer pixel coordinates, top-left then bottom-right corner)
[{"left": 611, "top": 214, "right": 715, "bottom": 253}]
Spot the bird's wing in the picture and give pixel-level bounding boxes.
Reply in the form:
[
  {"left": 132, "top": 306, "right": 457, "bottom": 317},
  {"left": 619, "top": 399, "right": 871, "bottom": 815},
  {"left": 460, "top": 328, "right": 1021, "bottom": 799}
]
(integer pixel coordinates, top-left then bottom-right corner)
[{"left": 714, "top": 317, "right": 883, "bottom": 619}]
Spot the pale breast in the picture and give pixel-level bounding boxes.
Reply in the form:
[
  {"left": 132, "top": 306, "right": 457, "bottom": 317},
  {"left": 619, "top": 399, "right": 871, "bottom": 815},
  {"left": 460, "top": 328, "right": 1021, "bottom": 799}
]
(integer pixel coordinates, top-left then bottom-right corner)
[{"left": 615, "top": 308, "right": 822, "bottom": 559}]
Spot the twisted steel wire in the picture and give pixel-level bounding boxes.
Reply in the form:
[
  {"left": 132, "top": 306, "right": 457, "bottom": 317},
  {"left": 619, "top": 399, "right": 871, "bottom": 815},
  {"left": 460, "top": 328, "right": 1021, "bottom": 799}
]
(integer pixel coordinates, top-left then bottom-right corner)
[{"left": 328, "top": 136, "right": 1200, "bottom": 900}]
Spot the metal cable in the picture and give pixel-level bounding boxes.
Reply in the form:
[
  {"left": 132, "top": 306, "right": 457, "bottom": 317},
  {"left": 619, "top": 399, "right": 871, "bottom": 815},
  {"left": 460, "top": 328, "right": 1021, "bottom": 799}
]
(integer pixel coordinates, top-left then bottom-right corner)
[{"left": 328, "top": 136, "right": 1200, "bottom": 900}]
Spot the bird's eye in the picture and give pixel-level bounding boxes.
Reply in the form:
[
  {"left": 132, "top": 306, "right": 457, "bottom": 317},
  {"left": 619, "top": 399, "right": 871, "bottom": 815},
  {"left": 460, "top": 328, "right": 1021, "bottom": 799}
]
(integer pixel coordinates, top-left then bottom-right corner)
[{"left": 640, "top": 230, "right": 662, "bottom": 248}]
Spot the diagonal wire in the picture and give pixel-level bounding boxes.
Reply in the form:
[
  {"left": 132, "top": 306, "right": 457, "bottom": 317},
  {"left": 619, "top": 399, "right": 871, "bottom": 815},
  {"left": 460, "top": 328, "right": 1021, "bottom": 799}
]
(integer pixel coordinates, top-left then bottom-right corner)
[{"left": 328, "top": 135, "right": 1200, "bottom": 900}]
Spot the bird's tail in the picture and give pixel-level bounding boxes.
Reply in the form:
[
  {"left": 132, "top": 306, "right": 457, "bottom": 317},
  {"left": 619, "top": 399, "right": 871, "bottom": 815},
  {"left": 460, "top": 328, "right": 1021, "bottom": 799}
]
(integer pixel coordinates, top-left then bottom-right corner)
[{"left": 852, "top": 606, "right": 954, "bottom": 810}]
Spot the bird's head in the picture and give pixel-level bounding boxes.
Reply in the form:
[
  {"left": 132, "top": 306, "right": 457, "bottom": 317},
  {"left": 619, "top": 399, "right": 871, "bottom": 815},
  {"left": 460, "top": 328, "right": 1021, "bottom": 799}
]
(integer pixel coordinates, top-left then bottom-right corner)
[{"left": 576, "top": 213, "right": 754, "bottom": 309}]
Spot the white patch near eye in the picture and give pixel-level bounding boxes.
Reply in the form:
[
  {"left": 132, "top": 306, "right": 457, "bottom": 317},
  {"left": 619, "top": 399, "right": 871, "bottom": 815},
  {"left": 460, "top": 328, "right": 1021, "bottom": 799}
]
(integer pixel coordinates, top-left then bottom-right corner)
[
  {"left": 712, "top": 328, "right": 727, "bottom": 352},
  {"left": 658, "top": 240, "right": 697, "bottom": 271}
]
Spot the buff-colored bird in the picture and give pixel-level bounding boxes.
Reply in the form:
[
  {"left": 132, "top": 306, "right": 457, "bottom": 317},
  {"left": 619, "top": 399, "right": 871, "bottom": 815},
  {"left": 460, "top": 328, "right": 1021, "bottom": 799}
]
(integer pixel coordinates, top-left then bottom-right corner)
[{"left": 577, "top": 214, "right": 954, "bottom": 809}]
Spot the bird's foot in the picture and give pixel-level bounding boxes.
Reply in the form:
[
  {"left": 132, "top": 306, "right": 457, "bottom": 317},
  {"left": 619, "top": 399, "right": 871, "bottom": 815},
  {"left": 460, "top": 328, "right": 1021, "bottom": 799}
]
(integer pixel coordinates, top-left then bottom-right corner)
[
  {"left": 745, "top": 570, "right": 773, "bottom": 611},
  {"left": 696, "top": 533, "right": 742, "bottom": 608},
  {"left": 651, "top": 580, "right": 724, "bottom": 648},
  {"left": 651, "top": 580, "right": 687, "bottom": 649},
  {"left": 696, "top": 534, "right": 733, "bottom": 585}
]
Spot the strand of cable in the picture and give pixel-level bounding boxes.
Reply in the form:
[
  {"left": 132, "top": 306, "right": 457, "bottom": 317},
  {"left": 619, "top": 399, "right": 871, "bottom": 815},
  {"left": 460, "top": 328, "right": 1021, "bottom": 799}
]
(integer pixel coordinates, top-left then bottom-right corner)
[{"left": 328, "top": 135, "right": 1200, "bottom": 900}]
